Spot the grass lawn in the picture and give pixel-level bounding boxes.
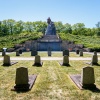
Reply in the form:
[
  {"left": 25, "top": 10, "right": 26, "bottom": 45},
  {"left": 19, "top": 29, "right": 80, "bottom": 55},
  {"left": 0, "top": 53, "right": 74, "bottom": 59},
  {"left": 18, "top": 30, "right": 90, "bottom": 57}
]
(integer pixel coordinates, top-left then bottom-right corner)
[
  {"left": 0, "top": 60, "right": 100, "bottom": 100},
  {"left": 0, "top": 51, "right": 96, "bottom": 57}
]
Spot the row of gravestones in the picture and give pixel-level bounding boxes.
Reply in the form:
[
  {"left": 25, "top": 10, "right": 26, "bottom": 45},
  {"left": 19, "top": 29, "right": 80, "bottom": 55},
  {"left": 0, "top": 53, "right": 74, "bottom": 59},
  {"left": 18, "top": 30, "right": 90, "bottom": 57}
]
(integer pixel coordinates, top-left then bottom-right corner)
[
  {"left": 76, "top": 49, "right": 83, "bottom": 56},
  {"left": 2, "top": 49, "right": 23, "bottom": 56},
  {"left": 2, "top": 49, "right": 99, "bottom": 90},
  {"left": 3, "top": 52, "right": 98, "bottom": 91},
  {"left": 2, "top": 49, "right": 98, "bottom": 66},
  {"left": 2, "top": 49, "right": 82, "bottom": 57},
  {"left": 13, "top": 66, "right": 96, "bottom": 91}
]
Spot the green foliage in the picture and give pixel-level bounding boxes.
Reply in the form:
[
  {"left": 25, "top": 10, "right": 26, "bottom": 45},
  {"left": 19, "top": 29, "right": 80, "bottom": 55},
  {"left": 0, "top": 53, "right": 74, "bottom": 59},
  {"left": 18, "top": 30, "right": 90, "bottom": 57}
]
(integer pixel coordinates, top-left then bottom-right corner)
[
  {"left": 59, "top": 33, "right": 100, "bottom": 50},
  {"left": 0, "top": 32, "right": 42, "bottom": 50}
]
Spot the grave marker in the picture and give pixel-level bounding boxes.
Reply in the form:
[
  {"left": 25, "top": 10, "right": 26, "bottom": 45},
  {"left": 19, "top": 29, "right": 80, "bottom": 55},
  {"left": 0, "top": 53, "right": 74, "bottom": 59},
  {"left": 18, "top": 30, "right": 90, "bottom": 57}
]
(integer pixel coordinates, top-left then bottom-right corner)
[
  {"left": 33, "top": 55, "right": 43, "bottom": 66},
  {"left": 63, "top": 50, "right": 69, "bottom": 56},
  {"left": 16, "top": 51, "right": 20, "bottom": 56},
  {"left": 70, "top": 66, "right": 96, "bottom": 90},
  {"left": 19, "top": 49, "right": 22, "bottom": 54},
  {"left": 12, "top": 67, "right": 37, "bottom": 91},
  {"left": 81, "top": 66, "right": 96, "bottom": 89},
  {"left": 76, "top": 49, "right": 79, "bottom": 54},
  {"left": 2, "top": 51, "right": 6, "bottom": 56},
  {"left": 91, "top": 54, "right": 98, "bottom": 65},
  {"left": 31, "top": 50, "right": 38, "bottom": 56},
  {"left": 48, "top": 50, "right": 51, "bottom": 56},
  {"left": 3, "top": 55, "right": 18, "bottom": 66},
  {"left": 59, "top": 55, "right": 70, "bottom": 66},
  {"left": 79, "top": 51, "right": 83, "bottom": 56}
]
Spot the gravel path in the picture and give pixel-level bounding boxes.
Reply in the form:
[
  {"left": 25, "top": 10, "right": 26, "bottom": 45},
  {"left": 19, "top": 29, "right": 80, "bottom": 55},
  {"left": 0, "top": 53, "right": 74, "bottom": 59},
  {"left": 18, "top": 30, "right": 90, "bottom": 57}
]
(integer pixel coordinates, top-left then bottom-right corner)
[{"left": 0, "top": 57, "right": 100, "bottom": 61}]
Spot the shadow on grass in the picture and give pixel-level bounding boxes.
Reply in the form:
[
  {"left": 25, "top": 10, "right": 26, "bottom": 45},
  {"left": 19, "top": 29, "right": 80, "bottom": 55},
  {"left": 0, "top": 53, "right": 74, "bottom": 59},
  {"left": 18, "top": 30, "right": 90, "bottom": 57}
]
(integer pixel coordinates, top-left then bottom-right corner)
[{"left": 85, "top": 87, "right": 100, "bottom": 93}]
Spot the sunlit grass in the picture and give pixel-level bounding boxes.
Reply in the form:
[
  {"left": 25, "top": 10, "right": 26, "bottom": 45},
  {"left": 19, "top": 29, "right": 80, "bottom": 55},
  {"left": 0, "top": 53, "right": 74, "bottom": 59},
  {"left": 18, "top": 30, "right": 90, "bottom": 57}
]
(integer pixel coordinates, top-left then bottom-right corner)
[
  {"left": 1, "top": 51, "right": 96, "bottom": 58},
  {"left": 0, "top": 60, "right": 100, "bottom": 100}
]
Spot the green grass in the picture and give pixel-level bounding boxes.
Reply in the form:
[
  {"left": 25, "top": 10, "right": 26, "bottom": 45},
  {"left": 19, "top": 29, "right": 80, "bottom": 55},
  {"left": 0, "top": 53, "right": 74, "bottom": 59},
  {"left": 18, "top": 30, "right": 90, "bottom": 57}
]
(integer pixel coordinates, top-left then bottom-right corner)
[
  {"left": 1, "top": 51, "right": 95, "bottom": 57},
  {"left": 0, "top": 60, "right": 100, "bottom": 100}
]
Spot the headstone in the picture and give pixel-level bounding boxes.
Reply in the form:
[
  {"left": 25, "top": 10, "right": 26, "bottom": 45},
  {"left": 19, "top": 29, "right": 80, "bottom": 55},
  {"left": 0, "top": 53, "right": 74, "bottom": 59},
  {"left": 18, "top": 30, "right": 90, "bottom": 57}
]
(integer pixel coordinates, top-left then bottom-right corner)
[
  {"left": 94, "top": 51, "right": 97, "bottom": 55},
  {"left": 62, "top": 55, "right": 70, "bottom": 66},
  {"left": 63, "top": 50, "right": 69, "bottom": 56},
  {"left": 31, "top": 50, "right": 38, "bottom": 56},
  {"left": 3, "top": 55, "right": 11, "bottom": 66},
  {"left": 16, "top": 51, "right": 20, "bottom": 56},
  {"left": 91, "top": 54, "right": 98, "bottom": 65},
  {"left": 81, "top": 66, "right": 96, "bottom": 89},
  {"left": 79, "top": 51, "right": 83, "bottom": 56},
  {"left": 14, "top": 67, "right": 29, "bottom": 91},
  {"left": 48, "top": 50, "right": 51, "bottom": 56},
  {"left": 33, "top": 55, "right": 42, "bottom": 66},
  {"left": 12, "top": 67, "right": 37, "bottom": 91},
  {"left": 76, "top": 49, "right": 79, "bottom": 54},
  {"left": 2, "top": 51, "right": 6, "bottom": 56},
  {"left": 48, "top": 47, "right": 51, "bottom": 56},
  {"left": 3, "top": 55, "right": 18, "bottom": 66},
  {"left": 19, "top": 49, "right": 22, "bottom": 54}
]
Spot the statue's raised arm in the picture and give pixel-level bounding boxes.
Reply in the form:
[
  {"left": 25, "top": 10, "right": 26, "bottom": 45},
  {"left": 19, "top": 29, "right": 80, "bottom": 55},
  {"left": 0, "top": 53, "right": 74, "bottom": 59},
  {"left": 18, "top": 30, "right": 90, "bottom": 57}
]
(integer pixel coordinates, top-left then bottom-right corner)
[{"left": 45, "top": 17, "right": 56, "bottom": 35}]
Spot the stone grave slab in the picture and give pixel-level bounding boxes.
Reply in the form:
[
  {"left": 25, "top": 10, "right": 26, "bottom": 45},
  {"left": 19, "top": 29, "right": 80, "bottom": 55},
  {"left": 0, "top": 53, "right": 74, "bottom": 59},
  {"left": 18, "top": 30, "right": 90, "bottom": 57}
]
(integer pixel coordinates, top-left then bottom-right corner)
[
  {"left": 79, "top": 51, "right": 83, "bottom": 56},
  {"left": 19, "top": 49, "right": 22, "bottom": 54},
  {"left": 2, "top": 51, "right": 6, "bottom": 56},
  {"left": 31, "top": 50, "right": 38, "bottom": 56},
  {"left": 70, "top": 66, "right": 97, "bottom": 90},
  {"left": 11, "top": 67, "right": 37, "bottom": 91},
  {"left": 3, "top": 55, "right": 18, "bottom": 66},
  {"left": 33, "top": 55, "right": 43, "bottom": 66},
  {"left": 86, "top": 54, "right": 99, "bottom": 65},
  {"left": 76, "top": 49, "right": 79, "bottom": 54},
  {"left": 59, "top": 55, "right": 70, "bottom": 66},
  {"left": 48, "top": 50, "right": 51, "bottom": 56},
  {"left": 63, "top": 50, "right": 69, "bottom": 56},
  {"left": 16, "top": 51, "right": 20, "bottom": 56}
]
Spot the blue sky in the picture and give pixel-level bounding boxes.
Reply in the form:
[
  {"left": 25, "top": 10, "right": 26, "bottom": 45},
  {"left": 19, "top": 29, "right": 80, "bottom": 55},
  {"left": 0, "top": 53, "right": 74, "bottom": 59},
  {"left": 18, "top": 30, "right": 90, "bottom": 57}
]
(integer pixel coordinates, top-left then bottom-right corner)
[{"left": 0, "top": 0, "right": 100, "bottom": 28}]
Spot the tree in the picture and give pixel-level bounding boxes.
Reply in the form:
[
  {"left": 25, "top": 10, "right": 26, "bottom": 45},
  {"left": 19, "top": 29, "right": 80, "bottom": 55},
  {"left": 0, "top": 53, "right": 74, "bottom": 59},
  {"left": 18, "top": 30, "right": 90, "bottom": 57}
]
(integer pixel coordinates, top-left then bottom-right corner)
[
  {"left": 62, "top": 23, "right": 72, "bottom": 34},
  {"left": 15, "top": 20, "right": 24, "bottom": 34},
  {"left": 95, "top": 22, "right": 100, "bottom": 36},
  {"left": 72, "top": 23, "right": 85, "bottom": 35}
]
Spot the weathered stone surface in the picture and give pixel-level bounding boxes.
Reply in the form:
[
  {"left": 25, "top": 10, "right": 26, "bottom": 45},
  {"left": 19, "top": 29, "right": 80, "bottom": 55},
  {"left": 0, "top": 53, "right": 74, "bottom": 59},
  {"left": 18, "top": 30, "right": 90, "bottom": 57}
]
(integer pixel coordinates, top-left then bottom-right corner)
[
  {"left": 15, "top": 67, "right": 29, "bottom": 85},
  {"left": 76, "top": 49, "right": 79, "bottom": 54},
  {"left": 31, "top": 50, "right": 38, "bottom": 56},
  {"left": 2, "top": 51, "right": 6, "bottom": 56},
  {"left": 19, "top": 49, "right": 22, "bottom": 54},
  {"left": 63, "top": 55, "right": 69, "bottom": 66},
  {"left": 16, "top": 51, "right": 20, "bottom": 56},
  {"left": 3, "top": 55, "right": 18, "bottom": 66},
  {"left": 63, "top": 50, "right": 69, "bottom": 56},
  {"left": 79, "top": 51, "right": 83, "bottom": 56},
  {"left": 3, "top": 55, "right": 11, "bottom": 66},
  {"left": 33, "top": 55, "right": 42, "bottom": 66},
  {"left": 81, "top": 66, "right": 96, "bottom": 89},
  {"left": 91, "top": 54, "right": 98, "bottom": 65},
  {"left": 70, "top": 66, "right": 96, "bottom": 90},
  {"left": 94, "top": 51, "right": 97, "bottom": 55},
  {"left": 13, "top": 67, "right": 37, "bottom": 91},
  {"left": 48, "top": 50, "right": 51, "bottom": 56},
  {"left": 59, "top": 55, "right": 70, "bottom": 66}
]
